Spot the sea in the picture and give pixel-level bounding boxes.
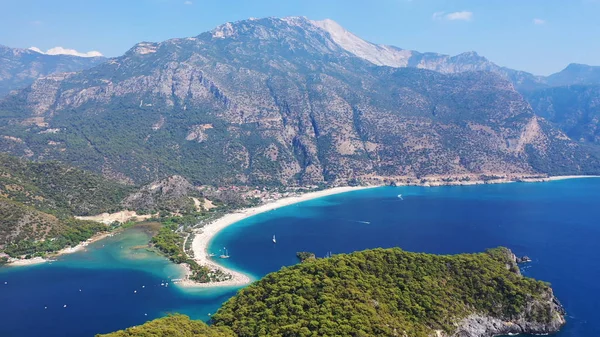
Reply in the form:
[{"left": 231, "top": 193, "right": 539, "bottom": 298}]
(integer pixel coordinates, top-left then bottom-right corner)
[{"left": 1, "top": 179, "right": 599, "bottom": 337}]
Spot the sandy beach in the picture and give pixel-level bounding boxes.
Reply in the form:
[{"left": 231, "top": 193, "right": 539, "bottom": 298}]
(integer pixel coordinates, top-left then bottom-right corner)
[
  {"left": 5, "top": 232, "right": 114, "bottom": 267},
  {"left": 545, "top": 175, "right": 600, "bottom": 181},
  {"left": 184, "top": 185, "right": 378, "bottom": 288}
]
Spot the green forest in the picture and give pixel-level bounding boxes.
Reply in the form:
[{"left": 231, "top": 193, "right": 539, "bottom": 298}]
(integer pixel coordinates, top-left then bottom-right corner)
[
  {"left": 0, "top": 154, "right": 132, "bottom": 257},
  {"left": 150, "top": 215, "right": 232, "bottom": 283},
  {"left": 100, "top": 247, "right": 562, "bottom": 337}
]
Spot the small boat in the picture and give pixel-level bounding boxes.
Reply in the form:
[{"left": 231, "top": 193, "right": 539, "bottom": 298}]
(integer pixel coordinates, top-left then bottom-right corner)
[
  {"left": 208, "top": 253, "right": 216, "bottom": 257},
  {"left": 220, "top": 248, "right": 230, "bottom": 259},
  {"left": 272, "top": 235, "right": 277, "bottom": 244},
  {"left": 397, "top": 194, "right": 403, "bottom": 200}
]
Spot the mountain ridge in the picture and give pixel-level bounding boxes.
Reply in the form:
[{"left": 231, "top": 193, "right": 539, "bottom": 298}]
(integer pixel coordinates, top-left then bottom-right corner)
[
  {"left": 0, "top": 44, "right": 106, "bottom": 97},
  {"left": 1, "top": 16, "right": 600, "bottom": 185}
]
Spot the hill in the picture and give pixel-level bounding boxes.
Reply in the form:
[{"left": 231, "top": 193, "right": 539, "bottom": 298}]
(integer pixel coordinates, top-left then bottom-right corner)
[
  {"left": 97, "top": 314, "right": 235, "bottom": 337},
  {"left": 0, "top": 45, "right": 106, "bottom": 97},
  {"left": 1, "top": 17, "right": 599, "bottom": 186},
  {"left": 99, "top": 247, "right": 565, "bottom": 337},
  {"left": 0, "top": 154, "right": 132, "bottom": 257}
]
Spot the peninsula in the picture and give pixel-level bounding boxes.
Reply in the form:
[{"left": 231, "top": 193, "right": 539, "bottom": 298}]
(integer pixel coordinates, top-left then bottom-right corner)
[{"left": 101, "top": 247, "right": 566, "bottom": 337}]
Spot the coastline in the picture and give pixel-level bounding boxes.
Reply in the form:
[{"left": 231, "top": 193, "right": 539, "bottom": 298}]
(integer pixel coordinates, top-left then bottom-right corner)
[
  {"left": 543, "top": 175, "right": 600, "bottom": 181},
  {"left": 182, "top": 175, "right": 600, "bottom": 288},
  {"left": 6, "top": 175, "right": 598, "bottom": 271},
  {"left": 183, "top": 185, "right": 379, "bottom": 288},
  {"left": 371, "top": 174, "right": 600, "bottom": 187},
  {"left": 5, "top": 232, "right": 114, "bottom": 267}
]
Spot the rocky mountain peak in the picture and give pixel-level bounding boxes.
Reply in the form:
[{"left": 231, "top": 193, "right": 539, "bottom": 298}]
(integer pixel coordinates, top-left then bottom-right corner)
[{"left": 310, "top": 18, "right": 413, "bottom": 68}]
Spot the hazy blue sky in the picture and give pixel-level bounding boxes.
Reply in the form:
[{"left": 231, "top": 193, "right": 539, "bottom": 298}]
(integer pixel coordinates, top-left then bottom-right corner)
[{"left": 1, "top": 0, "right": 599, "bottom": 75}]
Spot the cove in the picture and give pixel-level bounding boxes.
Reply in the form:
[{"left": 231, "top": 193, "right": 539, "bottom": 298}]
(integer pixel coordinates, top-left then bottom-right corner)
[{"left": 2, "top": 179, "right": 599, "bottom": 336}]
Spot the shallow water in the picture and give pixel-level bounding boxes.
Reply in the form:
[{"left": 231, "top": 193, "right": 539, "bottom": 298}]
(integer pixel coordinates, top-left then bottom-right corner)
[
  {"left": 0, "top": 228, "right": 235, "bottom": 337},
  {"left": 2, "top": 179, "right": 599, "bottom": 336}
]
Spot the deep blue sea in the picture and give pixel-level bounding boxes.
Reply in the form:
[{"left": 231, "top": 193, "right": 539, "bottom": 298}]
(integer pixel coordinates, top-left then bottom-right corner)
[{"left": 2, "top": 179, "right": 600, "bottom": 336}]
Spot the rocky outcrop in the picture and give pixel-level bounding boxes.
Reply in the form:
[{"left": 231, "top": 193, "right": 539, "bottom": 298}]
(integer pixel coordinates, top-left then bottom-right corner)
[
  {"left": 122, "top": 175, "right": 199, "bottom": 213},
  {"left": 450, "top": 307, "right": 565, "bottom": 337},
  {"left": 441, "top": 248, "right": 566, "bottom": 337}
]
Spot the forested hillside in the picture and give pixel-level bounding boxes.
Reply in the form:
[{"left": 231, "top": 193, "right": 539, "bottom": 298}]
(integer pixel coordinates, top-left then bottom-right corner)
[
  {"left": 0, "top": 155, "right": 132, "bottom": 257},
  {"left": 100, "top": 247, "right": 565, "bottom": 337}
]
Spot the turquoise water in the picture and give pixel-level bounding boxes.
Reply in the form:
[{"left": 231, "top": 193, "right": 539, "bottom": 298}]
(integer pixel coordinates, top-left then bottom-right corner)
[
  {"left": 0, "top": 228, "right": 235, "bottom": 336},
  {"left": 2, "top": 179, "right": 599, "bottom": 336}
]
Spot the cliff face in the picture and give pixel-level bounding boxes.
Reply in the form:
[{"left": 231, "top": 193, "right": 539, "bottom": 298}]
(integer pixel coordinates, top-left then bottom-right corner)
[
  {"left": 1, "top": 17, "right": 599, "bottom": 185},
  {"left": 451, "top": 309, "right": 565, "bottom": 337},
  {"left": 445, "top": 249, "right": 566, "bottom": 337}
]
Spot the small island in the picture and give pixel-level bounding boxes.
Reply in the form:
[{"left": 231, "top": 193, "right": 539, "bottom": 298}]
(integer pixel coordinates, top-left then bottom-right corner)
[{"left": 100, "top": 247, "right": 565, "bottom": 337}]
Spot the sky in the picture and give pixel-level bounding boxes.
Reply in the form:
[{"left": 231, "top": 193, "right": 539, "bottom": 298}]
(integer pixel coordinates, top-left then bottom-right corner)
[{"left": 1, "top": 0, "right": 599, "bottom": 75}]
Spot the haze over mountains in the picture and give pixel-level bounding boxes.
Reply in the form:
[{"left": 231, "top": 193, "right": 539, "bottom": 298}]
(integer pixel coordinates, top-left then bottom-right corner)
[
  {"left": 0, "top": 45, "right": 106, "bottom": 96},
  {"left": 1, "top": 17, "right": 600, "bottom": 185}
]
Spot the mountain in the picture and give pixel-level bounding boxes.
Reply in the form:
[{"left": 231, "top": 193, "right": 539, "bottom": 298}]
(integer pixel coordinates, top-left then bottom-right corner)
[
  {"left": 312, "top": 19, "right": 545, "bottom": 91},
  {"left": 524, "top": 85, "right": 600, "bottom": 143},
  {"left": 312, "top": 19, "right": 600, "bottom": 143},
  {"left": 0, "top": 154, "right": 132, "bottom": 258},
  {"left": 100, "top": 248, "right": 565, "bottom": 337},
  {"left": 1, "top": 17, "right": 599, "bottom": 186},
  {"left": 0, "top": 44, "right": 106, "bottom": 97},
  {"left": 520, "top": 64, "right": 600, "bottom": 144},
  {"left": 546, "top": 63, "right": 600, "bottom": 87}
]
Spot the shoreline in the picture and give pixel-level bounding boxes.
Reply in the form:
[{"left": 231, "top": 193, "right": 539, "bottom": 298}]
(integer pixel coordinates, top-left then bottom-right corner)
[
  {"left": 183, "top": 185, "right": 379, "bottom": 288},
  {"left": 5, "top": 232, "right": 115, "bottom": 267},
  {"left": 541, "top": 175, "right": 600, "bottom": 181},
  {"left": 182, "top": 175, "right": 600, "bottom": 288},
  {"left": 5, "top": 175, "right": 598, "bottom": 271},
  {"left": 380, "top": 174, "right": 600, "bottom": 187}
]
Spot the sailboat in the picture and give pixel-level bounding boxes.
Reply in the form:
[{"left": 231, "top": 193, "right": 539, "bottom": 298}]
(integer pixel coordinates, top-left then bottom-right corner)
[
  {"left": 220, "top": 247, "right": 230, "bottom": 259},
  {"left": 272, "top": 235, "right": 277, "bottom": 244}
]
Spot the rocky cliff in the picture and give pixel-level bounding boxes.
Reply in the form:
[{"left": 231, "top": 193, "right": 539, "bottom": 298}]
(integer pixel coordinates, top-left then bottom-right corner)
[{"left": 445, "top": 250, "right": 565, "bottom": 337}]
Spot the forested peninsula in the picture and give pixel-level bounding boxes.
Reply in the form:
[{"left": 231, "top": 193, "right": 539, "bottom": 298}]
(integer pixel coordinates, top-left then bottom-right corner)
[{"left": 100, "top": 247, "right": 565, "bottom": 337}]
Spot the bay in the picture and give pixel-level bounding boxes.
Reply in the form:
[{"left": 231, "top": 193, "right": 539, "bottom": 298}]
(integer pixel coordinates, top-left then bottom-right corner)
[{"left": 1, "top": 179, "right": 599, "bottom": 336}]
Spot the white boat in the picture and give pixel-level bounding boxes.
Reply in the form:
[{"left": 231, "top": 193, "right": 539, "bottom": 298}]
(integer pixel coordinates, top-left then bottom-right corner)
[
  {"left": 397, "top": 194, "right": 403, "bottom": 200},
  {"left": 272, "top": 235, "right": 277, "bottom": 244},
  {"left": 220, "top": 248, "right": 230, "bottom": 259}
]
